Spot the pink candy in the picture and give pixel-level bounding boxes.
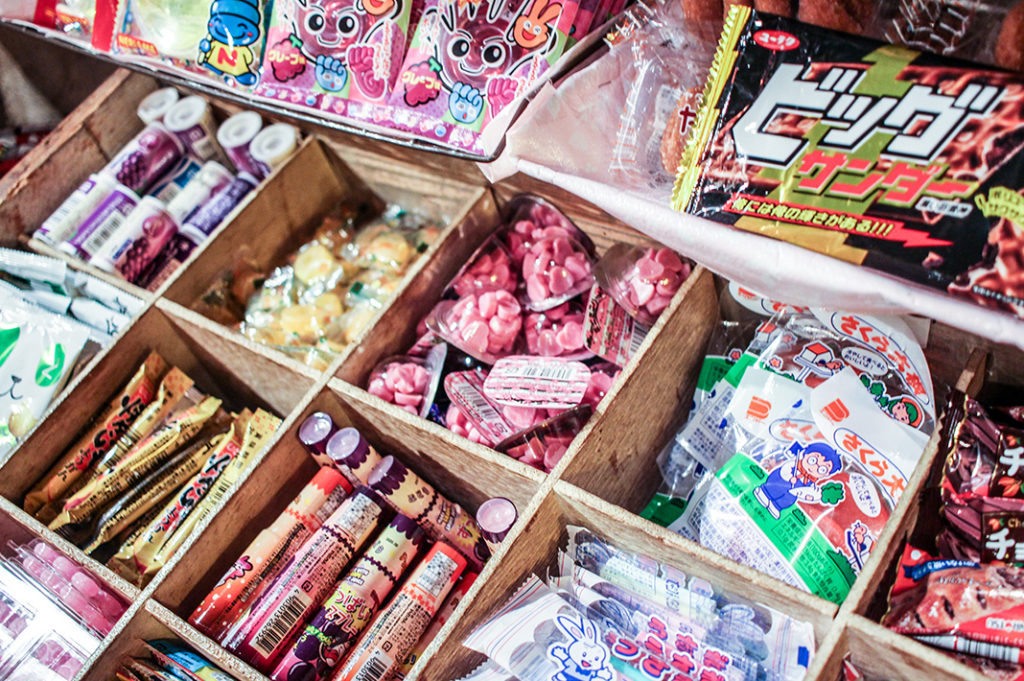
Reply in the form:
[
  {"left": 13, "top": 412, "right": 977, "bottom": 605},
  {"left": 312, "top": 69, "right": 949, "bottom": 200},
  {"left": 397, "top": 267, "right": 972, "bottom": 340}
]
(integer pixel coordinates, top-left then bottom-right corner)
[
  {"left": 505, "top": 218, "right": 577, "bottom": 265},
  {"left": 445, "top": 404, "right": 491, "bottom": 445},
  {"left": 368, "top": 360, "right": 431, "bottom": 415},
  {"left": 524, "top": 303, "right": 587, "bottom": 357},
  {"left": 453, "top": 247, "right": 518, "bottom": 296},
  {"left": 522, "top": 237, "right": 593, "bottom": 308},
  {"left": 582, "top": 365, "right": 620, "bottom": 409},
  {"left": 623, "top": 248, "right": 690, "bottom": 322},
  {"left": 501, "top": 405, "right": 552, "bottom": 430},
  {"left": 447, "top": 291, "right": 521, "bottom": 359}
]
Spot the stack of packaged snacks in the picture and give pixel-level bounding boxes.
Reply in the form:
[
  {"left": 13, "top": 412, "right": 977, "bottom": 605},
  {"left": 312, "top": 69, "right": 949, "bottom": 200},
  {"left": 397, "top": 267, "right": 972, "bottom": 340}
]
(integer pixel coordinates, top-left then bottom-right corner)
[
  {"left": 188, "top": 413, "right": 487, "bottom": 680},
  {"left": 22, "top": 350, "right": 282, "bottom": 587},
  {"left": 33, "top": 89, "right": 299, "bottom": 292},
  {"left": 114, "top": 639, "right": 242, "bottom": 679},
  {"left": 460, "top": 526, "right": 816, "bottom": 681},
  {"left": 195, "top": 201, "right": 442, "bottom": 371},
  {"left": 642, "top": 283, "right": 937, "bottom": 605},
  {"left": 0, "top": 247, "right": 146, "bottom": 455},
  {"left": 880, "top": 390, "right": 1024, "bottom": 680},
  {"left": 0, "top": 537, "right": 128, "bottom": 681},
  {"left": 363, "top": 194, "right": 692, "bottom": 472}
]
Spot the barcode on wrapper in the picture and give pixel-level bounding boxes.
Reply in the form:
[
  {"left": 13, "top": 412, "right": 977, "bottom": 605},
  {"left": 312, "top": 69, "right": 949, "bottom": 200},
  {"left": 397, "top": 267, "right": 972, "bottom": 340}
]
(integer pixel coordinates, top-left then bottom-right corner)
[
  {"left": 417, "top": 551, "right": 459, "bottom": 598},
  {"left": 352, "top": 650, "right": 394, "bottom": 681},
  {"left": 498, "top": 363, "right": 577, "bottom": 382},
  {"left": 81, "top": 212, "right": 129, "bottom": 258},
  {"left": 252, "top": 590, "right": 312, "bottom": 657},
  {"left": 628, "top": 320, "right": 650, "bottom": 359}
]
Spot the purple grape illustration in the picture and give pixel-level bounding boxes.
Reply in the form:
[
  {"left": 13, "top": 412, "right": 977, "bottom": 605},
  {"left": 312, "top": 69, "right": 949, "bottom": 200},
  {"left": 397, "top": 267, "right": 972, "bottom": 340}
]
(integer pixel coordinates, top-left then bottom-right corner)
[{"left": 114, "top": 151, "right": 146, "bottom": 191}]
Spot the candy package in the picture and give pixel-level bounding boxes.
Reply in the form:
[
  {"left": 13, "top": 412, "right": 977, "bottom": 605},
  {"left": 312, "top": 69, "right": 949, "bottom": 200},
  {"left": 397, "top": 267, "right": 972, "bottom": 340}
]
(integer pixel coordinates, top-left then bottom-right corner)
[
  {"left": 113, "top": 0, "right": 269, "bottom": 88},
  {"left": 673, "top": 6, "right": 1024, "bottom": 323},
  {"left": 883, "top": 544, "right": 1024, "bottom": 663},
  {"left": 594, "top": 243, "right": 692, "bottom": 324},
  {"left": 367, "top": 345, "right": 446, "bottom": 417},
  {"left": 651, "top": 309, "right": 935, "bottom": 603},
  {"left": 383, "top": 0, "right": 575, "bottom": 153},
  {"left": 257, "top": 0, "right": 415, "bottom": 112},
  {"left": 235, "top": 203, "right": 440, "bottom": 370},
  {"left": 0, "top": 294, "right": 91, "bottom": 456}
]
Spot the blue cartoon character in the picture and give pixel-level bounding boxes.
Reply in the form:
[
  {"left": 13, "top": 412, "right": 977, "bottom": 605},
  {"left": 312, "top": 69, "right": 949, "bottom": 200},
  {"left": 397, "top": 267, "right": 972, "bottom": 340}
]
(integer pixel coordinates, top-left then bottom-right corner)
[
  {"left": 548, "top": 615, "right": 612, "bottom": 681},
  {"left": 753, "top": 442, "right": 844, "bottom": 519},
  {"left": 198, "top": 0, "right": 263, "bottom": 85}
]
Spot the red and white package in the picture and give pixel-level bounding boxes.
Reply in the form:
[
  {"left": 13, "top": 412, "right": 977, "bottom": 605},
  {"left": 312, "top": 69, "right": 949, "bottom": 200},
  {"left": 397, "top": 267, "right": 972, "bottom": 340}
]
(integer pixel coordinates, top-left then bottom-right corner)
[
  {"left": 582, "top": 284, "right": 649, "bottom": 367},
  {"left": 444, "top": 369, "right": 518, "bottom": 446},
  {"left": 483, "top": 356, "right": 590, "bottom": 410}
]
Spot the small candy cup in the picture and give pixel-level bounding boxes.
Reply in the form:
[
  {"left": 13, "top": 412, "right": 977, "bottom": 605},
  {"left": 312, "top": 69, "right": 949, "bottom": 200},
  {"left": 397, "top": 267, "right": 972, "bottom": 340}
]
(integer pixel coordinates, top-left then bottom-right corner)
[
  {"left": 519, "top": 236, "right": 596, "bottom": 312},
  {"left": 523, "top": 301, "right": 593, "bottom": 360},
  {"left": 496, "top": 404, "right": 593, "bottom": 473},
  {"left": 594, "top": 243, "right": 692, "bottom": 325},
  {"left": 427, "top": 294, "right": 523, "bottom": 365},
  {"left": 366, "top": 345, "right": 446, "bottom": 419},
  {"left": 500, "top": 195, "right": 596, "bottom": 266},
  {"left": 446, "top": 234, "right": 520, "bottom": 299},
  {"left": 581, "top": 362, "right": 621, "bottom": 410}
]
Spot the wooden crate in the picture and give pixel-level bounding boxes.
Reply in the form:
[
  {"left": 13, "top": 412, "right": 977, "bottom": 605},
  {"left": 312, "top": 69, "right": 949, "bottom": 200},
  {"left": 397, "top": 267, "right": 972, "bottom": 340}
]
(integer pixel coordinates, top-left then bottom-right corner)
[{"left": 0, "top": 66, "right": 1017, "bottom": 681}]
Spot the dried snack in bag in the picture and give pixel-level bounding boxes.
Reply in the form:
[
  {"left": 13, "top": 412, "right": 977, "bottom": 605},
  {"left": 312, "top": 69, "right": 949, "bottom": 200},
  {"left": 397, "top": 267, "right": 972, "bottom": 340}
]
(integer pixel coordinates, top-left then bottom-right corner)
[{"left": 673, "top": 6, "right": 1024, "bottom": 322}]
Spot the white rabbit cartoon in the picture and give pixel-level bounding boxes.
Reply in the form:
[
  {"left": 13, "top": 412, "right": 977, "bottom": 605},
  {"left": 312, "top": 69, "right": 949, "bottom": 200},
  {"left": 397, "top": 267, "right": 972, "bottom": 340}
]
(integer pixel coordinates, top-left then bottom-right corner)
[{"left": 548, "top": 614, "right": 612, "bottom": 681}]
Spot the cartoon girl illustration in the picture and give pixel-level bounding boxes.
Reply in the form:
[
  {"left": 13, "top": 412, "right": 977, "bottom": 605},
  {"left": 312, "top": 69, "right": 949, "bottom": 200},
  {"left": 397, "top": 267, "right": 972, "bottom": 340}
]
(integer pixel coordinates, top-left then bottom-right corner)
[
  {"left": 198, "top": 0, "right": 263, "bottom": 86},
  {"left": 753, "top": 442, "right": 843, "bottom": 519}
]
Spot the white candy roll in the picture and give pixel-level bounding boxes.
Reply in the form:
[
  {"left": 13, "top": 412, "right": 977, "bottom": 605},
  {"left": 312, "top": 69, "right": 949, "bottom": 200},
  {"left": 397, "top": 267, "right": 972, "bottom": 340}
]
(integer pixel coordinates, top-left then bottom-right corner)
[{"left": 137, "top": 87, "right": 180, "bottom": 124}]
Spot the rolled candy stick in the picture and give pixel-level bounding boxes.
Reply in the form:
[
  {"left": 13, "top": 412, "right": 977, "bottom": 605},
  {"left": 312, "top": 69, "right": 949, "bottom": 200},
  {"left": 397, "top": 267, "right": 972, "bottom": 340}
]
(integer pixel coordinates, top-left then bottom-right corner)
[
  {"left": 189, "top": 467, "right": 352, "bottom": 638},
  {"left": 298, "top": 412, "right": 337, "bottom": 467},
  {"left": 324, "top": 428, "right": 382, "bottom": 485},
  {"left": 332, "top": 542, "right": 468, "bottom": 681},
  {"left": 394, "top": 571, "right": 478, "bottom": 679},
  {"left": 270, "top": 515, "right": 426, "bottom": 681},
  {"left": 476, "top": 498, "right": 517, "bottom": 554},
  {"left": 24, "top": 351, "right": 167, "bottom": 515},
  {"left": 230, "top": 488, "right": 387, "bottom": 672},
  {"left": 368, "top": 456, "right": 491, "bottom": 570}
]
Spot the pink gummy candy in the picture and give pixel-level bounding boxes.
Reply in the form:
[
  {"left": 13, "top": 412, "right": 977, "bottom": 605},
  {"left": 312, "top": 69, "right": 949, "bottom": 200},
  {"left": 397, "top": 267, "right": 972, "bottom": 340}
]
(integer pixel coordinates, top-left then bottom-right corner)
[
  {"left": 94, "top": 590, "right": 123, "bottom": 619},
  {"left": 454, "top": 248, "right": 517, "bottom": 296},
  {"left": 524, "top": 304, "right": 586, "bottom": 357},
  {"left": 32, "top": 542, "right": 59, "bottom": 562},
  {"left": 582, "top": 367, "right": 619, "bottom": 409},
  {"left": 543, "top": 442, "right": 569, "bottom": 471},
  {"left": 445, "top": 404, "right": 490, "bottom": 446},
  {"left": 70, "top": 572, "right": 99, "bottom": 599},
  {"left": 53, "top": 556, "right": 79, "bottom": 580},
  {"left": 622, "top": 247, "right": 690, "bottom": 321},
  {"left": 369, "top": 361, "right": 431, "bottom": 415},
  {"left": 523, "top": 238, "right": 592, "bottom": 305},
  {"left": 450, "top": 291, "right": 521, "bottom": 358}
]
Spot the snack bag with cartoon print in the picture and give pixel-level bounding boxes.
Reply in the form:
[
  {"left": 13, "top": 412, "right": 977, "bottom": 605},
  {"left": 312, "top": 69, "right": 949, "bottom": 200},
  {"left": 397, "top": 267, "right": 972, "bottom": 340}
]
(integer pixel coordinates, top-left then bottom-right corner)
[
  {"left": 0, "top": 295, "right": 90, "bottom": 456},
  {"left": 257, "top": 0, "right": 413, "bottom": 111},
  {"left": 386, "top": 0, "right": 572, "bottom": 148}
]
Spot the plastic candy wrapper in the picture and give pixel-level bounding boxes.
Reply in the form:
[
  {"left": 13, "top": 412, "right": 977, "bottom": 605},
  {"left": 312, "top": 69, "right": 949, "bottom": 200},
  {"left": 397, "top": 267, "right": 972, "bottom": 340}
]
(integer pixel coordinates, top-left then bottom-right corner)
[
  {"left": 116, "top": 639, "right": 238, "bottom": 681},
  {"left": 501, "top": 195, "right": 595, "bottom": 268},
  {"left": 429, "top": 291, "right": 524, "bottom": 364},
  {"left": 936, "top": 391, "right": 1024, "bottom": 564},
  {"left": 496, "top": 404, "right": 591, "bottom": 471},
  {"left": 520, "top": 235, "right": 594, "bottom": 312},
  {"left": 257, "top": 0, "right": 414, "bottom": 112},
  {"left": 594, "top": 243, "right": 691, "bottom": 324},
  {"left": 384, "top": 0, "right": 575, "bottom": 154},
  {"left": 882, "top": 543, "right": 1024, "bottom": 663},
  {"left": 673, "top": 6, "right": 1024, "bottom": 323},
  {"left": 607, "top": 0, "right": 715, "bottom": 193},
  {"left": 113, "top": 0, "right": 269, "bottom": 89},
  {"left": 464, "top": 528, "right": 815, "bottom": 681},
  {"left": 523, "top": 300, "right": 590, "bottom": 359},
  {"left": 7, "top": 539, "right": 127, "bottom": 636},
  {"left": 0, "top": 294, "right": 91, "bottom": 456},
  {"left": 367, "top": 345, "right": 446, "bottom": 416},
  {"left": 0, "top": 557, "right": 102, "bottom": 681},
  {"left": 237, "top": 203, "right": 440, "bottom": 370},
  {"left": 653, "top": 310, "right": 935, "bottom": 603}
]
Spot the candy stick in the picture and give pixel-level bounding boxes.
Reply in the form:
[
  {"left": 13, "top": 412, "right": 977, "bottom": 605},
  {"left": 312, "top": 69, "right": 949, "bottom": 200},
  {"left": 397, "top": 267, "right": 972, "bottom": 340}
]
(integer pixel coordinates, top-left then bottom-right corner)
[
  {"left": 332, "top": 542, "right": 468, "bottom": 681},
  {"left": 189, "top": 467, "right": 352, "bottom": 638},
  {"left": 325, "top": 428, "right": 382, "bottom": 485},
  {"left": 298, "top": 412, "right": 337, "bottom": 467},
  {"left": 394, "top": 571, "right": 478, "bottom": 679},
  {"left": 368, "top": 455, "right": 490, "bottom": 570},
  {"left": 270, "top": 515, "right": 426, "bottom": 681},
  {"left": 24, "top": 351, "right": 166, "bottom": 515},
  {"left": 476, "top": 497, "right": 517, "bottom": 555},
  {"left": 230, "top": 488, "right": 388, "bottom": 672}
]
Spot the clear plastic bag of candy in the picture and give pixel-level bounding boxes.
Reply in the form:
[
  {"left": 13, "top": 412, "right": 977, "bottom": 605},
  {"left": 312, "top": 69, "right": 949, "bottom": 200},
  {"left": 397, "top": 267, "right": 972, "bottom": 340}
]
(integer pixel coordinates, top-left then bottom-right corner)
[
  {"left": 500, "top": 195, "right": 595, "bottom": 268},
  {"left": 496, "top": 404, "right": 591, "bottom": 471},
  {"left": 367, "top": 345, "right": 446, "bottom": 417},
  {"left": 522, "top": 300, "right": 590, "bottom": 359},
  {"left": 594, "top": 242, "right": 692, "bottom": 324},
  {"left": 428, "top": 291, "right": 524, "bottom": 364}
]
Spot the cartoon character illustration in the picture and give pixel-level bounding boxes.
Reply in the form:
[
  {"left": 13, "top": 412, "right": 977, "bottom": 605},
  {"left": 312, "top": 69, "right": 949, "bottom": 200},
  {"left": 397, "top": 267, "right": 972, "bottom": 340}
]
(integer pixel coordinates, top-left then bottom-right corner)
[
  {"left": 791, "top": 341, "right": 844, "bottom": 382},
  {"left": 198, "top": 0, "right": 263, "bottom": 86},
  {"left": 215, "top": 556, "right": 253, "bottom": 588},
  {"left": 399, "top": 0, "right": 562, "bottom": 125},
  {"left": 843, "top": 520, "right": 875, "bottom": 572},
  {"left": 510, "top": 0, "right": 560, "bottom": 48},
  {"left": 1, "top": 326, "right": 67, "bottom": 441},
  {"left": 267, "top": 0, "right": 405, "bottom": 96},
  {"left": 752, "top": 442, "right": 844, "bottom": 519},
  {"left": 548, "top": 615, "right": 612, "bottom": 681},
  {"left": 859, "top": 375, "right": 924, "bottom": 428}
]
